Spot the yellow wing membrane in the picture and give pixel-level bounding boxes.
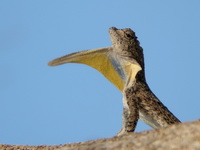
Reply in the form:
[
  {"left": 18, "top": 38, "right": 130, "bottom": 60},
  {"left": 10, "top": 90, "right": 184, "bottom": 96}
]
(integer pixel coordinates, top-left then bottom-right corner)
[{"left": 48, "top": 47, "right": 125, "bottom": 91}]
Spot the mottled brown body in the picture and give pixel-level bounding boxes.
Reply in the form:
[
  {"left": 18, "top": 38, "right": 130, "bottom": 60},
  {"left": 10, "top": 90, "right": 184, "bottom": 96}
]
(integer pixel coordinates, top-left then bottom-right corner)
[{"left": 109, "top": 27, "right": 180, "bottom": 135}]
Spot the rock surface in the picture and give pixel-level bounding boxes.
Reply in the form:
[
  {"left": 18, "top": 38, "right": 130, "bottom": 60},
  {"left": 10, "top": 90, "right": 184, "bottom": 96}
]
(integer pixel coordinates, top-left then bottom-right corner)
[{"left": 1, "top": 120, "right": 200, "bottom": 150}]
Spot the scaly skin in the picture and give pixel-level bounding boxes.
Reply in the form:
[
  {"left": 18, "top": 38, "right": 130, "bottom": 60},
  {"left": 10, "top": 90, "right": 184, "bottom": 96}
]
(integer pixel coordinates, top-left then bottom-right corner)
[{"left": 108, "top": 27, "right": 180, "bottom": 135}]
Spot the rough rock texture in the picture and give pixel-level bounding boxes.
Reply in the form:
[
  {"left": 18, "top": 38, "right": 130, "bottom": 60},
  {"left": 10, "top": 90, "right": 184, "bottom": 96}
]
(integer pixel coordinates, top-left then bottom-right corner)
[{"left": 1, "top": 120, "right": 200, "bottom": 150}]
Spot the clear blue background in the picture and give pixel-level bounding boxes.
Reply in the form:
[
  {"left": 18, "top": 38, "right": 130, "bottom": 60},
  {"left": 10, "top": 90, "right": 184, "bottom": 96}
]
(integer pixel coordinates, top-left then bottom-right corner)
[{"left": 1, "top": 0, "right": 200, "bottom": 146}]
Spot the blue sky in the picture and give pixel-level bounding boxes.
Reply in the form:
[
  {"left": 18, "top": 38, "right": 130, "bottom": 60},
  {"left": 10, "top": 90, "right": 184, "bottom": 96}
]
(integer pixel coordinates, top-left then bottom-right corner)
[{"left": 1, "top": 0, "right": 200, "bottom": 146}]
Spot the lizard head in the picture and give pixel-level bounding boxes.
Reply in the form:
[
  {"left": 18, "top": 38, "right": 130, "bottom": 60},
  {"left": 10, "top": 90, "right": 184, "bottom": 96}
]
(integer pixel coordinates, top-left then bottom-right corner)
[
  {"left": 109, "top": 27, "right": 144, "bottom": 71},
  {"left": 109, "top": 27, "right": 136, "bottom": 54}
]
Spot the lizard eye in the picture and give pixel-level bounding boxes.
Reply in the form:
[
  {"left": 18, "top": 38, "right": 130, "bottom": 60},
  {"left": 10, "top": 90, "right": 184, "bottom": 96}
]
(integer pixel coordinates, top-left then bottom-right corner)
[
  {"left": 126, "top": 34, "right": 131, "bottom": 37},
  {"left": 125, "top": 30, "right": 134, "bottom": 38}
]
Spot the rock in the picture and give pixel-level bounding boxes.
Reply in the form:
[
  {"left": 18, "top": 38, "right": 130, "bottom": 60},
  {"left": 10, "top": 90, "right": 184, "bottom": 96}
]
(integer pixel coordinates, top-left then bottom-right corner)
[{"left": 1, "top": 120, "right": 200, "bottom": 150}]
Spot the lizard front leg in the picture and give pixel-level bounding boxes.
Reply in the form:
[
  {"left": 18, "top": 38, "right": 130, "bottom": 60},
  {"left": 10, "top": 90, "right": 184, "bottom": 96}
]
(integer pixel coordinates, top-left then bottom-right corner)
[{"left": 117, "top": 87, "right": 139, "bottom": 136}]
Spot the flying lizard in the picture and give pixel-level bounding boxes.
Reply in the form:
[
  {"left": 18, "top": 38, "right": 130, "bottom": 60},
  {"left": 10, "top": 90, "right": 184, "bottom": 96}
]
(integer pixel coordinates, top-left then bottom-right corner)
[{"left": 48, "top": 27, "right": 181, "bottom": 136}]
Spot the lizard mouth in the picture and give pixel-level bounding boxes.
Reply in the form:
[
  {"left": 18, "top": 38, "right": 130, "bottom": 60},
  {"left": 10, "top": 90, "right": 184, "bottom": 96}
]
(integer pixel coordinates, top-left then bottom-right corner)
[
  {"left": 109, "top": 27, "right": 120, "bottom": 45},
  {"left": 109, "top": 27, "right": 118, "bottom": 35}
]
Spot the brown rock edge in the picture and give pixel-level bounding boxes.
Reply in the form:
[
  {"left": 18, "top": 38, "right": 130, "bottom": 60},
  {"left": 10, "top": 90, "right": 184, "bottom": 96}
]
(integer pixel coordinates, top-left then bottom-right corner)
[{"left": 1, "top": 120, "right": 200, "bottom": 150}]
